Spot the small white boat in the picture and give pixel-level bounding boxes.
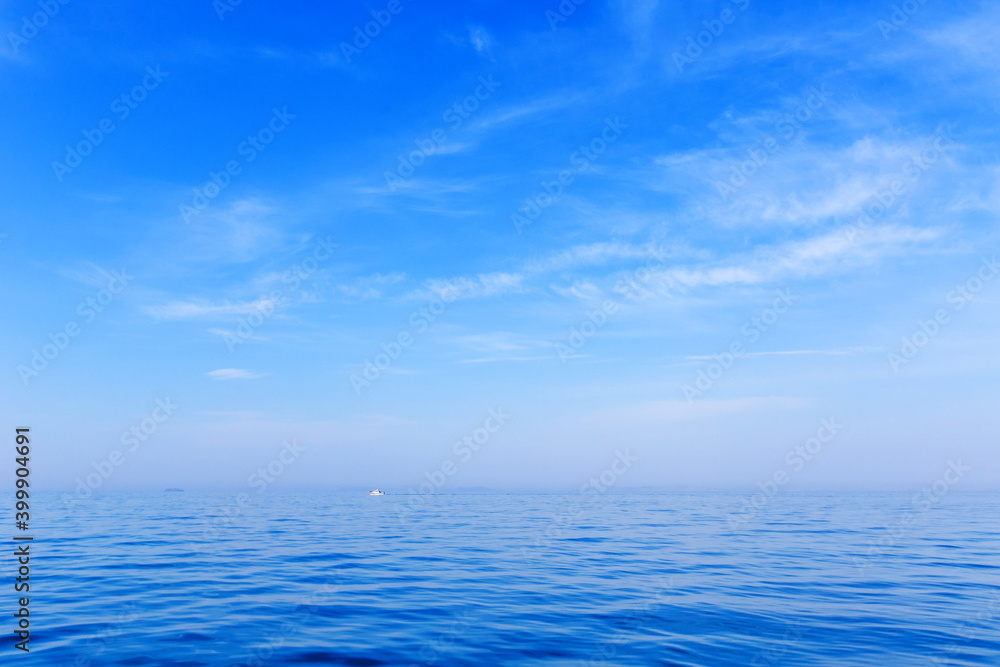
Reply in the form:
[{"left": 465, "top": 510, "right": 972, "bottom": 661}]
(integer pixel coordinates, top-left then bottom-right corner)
[{"left": 368, "top": 488, "right": 385, "bottom": 496}]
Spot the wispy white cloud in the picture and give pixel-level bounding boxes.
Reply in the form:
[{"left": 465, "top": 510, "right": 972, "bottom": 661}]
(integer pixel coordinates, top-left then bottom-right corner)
[
  {"left": 337, "top": 272, "right": 407, "bottom": 302},
  {"left": 353, "top": 177, "right": 482, "bottom": 198},
  {"left": 50, "top": 262, "right": 127, "bottom": 289},
  {"left": 430, "top": 142, "right": 473, "bottom": 156},
  {"left": 653, "top": 224, "right": 943, "bottom": 290},
  {"left": 205, "top": 368, "right": 266, "bottom": 380},
  {"left": 469, "top": 93, "right": 584, "bottom": 132},
  {"left": 214, "top": 199, "right": 284, "bottom": 260},
  {"left": 616, "top": 0, "right": 660, "bottom": 47},
  {"left": 448, "top": 332, "right": 534, "bottom": 353},
  {"left": 524, "top": 242, "right": 673, "bottom": 273},
  {"left": 207, "top": 327, "right": 269, "bottom": 342},
  {"left": 456, "top": 355, "right": 554, "bottom": 363},
  {"left": 419, "top": 272, "right": 526, "bottom": 301},
  {"left": 654, "top": 130, "right": 963, "bottom": 229},
  {"left": 141, "top": 296, "right": 279, "bottom": 321},
  {"left": 407, "top": 242, "right": 688, "bottom": 305},
  {"left": 181, "top": 198, "right": 288, "bottom": 264},
  {"left": 417, "top": 221, "right": 942, "bottom": 309},
  {"left": 549, "top": 280, "right": 603, "bottom": 300},
  {"left": 468, "top": 26, "right": 494, "bottom": 56},
  {"left": 249, "top": 45, "right": 352, "bottom": 71},
  {"left": 685, "top": 346, "right": 878, "bottom": 360},
  {"left": 919, "top": 6, "right": 1000, "bottom": 73}
]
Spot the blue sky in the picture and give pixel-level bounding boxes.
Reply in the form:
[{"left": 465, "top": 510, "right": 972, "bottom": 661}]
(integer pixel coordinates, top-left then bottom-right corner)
[{"left": 2, "top": 0, "right": 998, "bottom": 493}]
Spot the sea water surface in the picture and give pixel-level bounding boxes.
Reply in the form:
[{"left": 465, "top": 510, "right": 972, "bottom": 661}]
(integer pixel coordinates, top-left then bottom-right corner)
[{"left": 14, "top": 491, "right": 1000, "bottom": 665}]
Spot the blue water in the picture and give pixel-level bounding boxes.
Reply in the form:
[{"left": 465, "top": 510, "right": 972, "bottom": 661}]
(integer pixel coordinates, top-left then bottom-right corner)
[{"left": 13, "top": 491, "right": 1000, "bottom": 665}]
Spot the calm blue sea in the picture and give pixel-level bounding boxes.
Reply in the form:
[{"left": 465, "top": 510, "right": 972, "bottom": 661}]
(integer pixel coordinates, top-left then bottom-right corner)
[{"left": 9, "top": 491, "right": 999, "bottom": 665}]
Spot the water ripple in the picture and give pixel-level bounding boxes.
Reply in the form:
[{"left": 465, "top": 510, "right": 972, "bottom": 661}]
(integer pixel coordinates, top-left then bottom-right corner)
[{"left": 15, "top": 491, "right": 1000, "bottom": 666}]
